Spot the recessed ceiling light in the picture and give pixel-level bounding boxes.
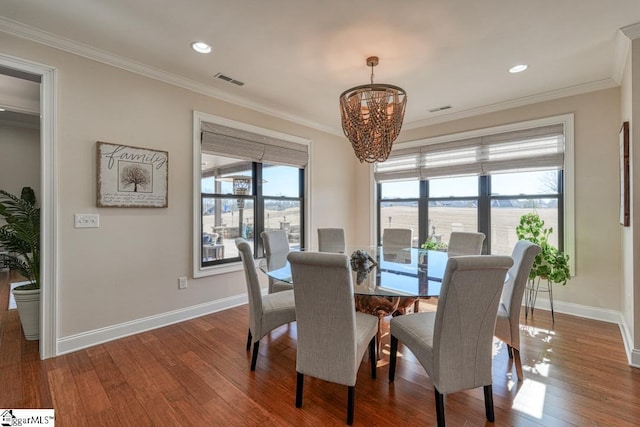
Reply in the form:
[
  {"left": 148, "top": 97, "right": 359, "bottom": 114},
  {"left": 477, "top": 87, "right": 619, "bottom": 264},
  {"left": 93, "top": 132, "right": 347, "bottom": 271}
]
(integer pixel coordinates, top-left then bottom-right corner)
[
  {"left": 509, "top": 64, "right": 528, "bottom": 73},
  {"left": 191, "top": 41, "right": 212, "bottom": 54}
]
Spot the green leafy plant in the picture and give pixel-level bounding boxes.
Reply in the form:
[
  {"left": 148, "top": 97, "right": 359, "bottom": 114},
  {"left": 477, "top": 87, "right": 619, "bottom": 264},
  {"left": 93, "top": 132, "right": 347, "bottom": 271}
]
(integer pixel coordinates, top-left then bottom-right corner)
[
  {"left": 516, "top": 212, "right": 570, "bottom": 285},
  {"left": 0, "top": 187, "right": 40, "bottom": 290},
  {"left": 421, "top": 238, "right": 448, "bottom": 252}
]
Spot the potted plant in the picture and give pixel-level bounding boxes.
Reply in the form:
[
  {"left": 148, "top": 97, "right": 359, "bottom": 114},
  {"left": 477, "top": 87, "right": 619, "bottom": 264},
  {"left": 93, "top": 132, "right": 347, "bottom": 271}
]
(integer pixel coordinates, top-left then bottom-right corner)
[
  {"left": 0, "top": 187, "right": 40, "bottom": 340},
  {"left": 516, "top": 212, "right": 570, "bottom": 322}
]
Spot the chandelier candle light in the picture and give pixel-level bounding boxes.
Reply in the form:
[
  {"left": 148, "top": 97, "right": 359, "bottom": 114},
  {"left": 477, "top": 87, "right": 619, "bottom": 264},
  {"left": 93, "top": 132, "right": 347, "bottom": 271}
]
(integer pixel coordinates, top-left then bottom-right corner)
[{"left": 339, "top": 56, "right": 407, "bottom": 163}]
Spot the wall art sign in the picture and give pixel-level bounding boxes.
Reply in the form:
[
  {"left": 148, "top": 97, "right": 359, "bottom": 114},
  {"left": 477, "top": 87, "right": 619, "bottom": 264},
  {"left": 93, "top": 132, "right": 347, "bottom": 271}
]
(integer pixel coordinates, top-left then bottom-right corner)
[
  {"left": 97, "top": 141, "right": 168, "bottom": 208},
  {"left": 619, "top": 122, "right": 630, "bottom": 226}
]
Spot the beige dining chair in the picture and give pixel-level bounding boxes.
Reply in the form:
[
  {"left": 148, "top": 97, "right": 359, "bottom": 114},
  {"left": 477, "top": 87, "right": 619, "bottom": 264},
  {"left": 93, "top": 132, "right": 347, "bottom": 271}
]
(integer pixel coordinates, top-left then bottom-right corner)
[
  {"left": 260, "top": 230, "right": 293, "bottom": 293},
  {"left": 494, "top": 240, "right": 541, "bottom": 381},
  {"left": 317, "top": 227, "right": 346, "bottom": 253},
  {"left": 389, "top": 255, "right": 513, "bottom": 427},
  {"left": 446, "top": 231, "right": 485, "bottom": 257},
  {"left": 382, "top": 228, "right": 412, "bottom": 248},
  {"left": 235, "top": 238, "right": 296, "bottom": 371},
  {"left": 414, "top": 230, "right": 486, "bottom": 313},
  {"left": 288, "top": 251, "right": 378, "bottom": 426}
]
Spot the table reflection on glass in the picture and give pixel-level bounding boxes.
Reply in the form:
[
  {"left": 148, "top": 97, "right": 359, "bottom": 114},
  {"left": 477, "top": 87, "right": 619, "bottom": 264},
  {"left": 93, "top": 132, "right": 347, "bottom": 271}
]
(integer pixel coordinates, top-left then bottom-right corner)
[{"left": 259, "top": 246, "right": 449, "bottom": 313}]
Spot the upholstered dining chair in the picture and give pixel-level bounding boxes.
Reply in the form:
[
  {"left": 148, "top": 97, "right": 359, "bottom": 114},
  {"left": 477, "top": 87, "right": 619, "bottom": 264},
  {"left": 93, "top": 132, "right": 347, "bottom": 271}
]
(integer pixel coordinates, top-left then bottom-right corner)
[
  {"left": 317, "top": 227, "right": 346, "bottom": 253},
  {"left": 288, "top": 251, "right": 378, "bottom": 426},
  {"left": 382, "top": 228, "right": 412, "bottom": 248},
  {"left": 235, "top": 238, "right": 296, "bottom": 371},
  {"left": 260, "top": 230, "right": 293, "bottom": 293},
  {"left": 414, "top": 231, "right": 485, "bottom": 313},
  {"left": 446, "top": 231, "right": 485, "bottom": 257},
  {"left": 389, "top": 255, "right": 513, "bottom": 427},
  {"left": 494, "top": 240, "right": 541, "bottom": 381}
]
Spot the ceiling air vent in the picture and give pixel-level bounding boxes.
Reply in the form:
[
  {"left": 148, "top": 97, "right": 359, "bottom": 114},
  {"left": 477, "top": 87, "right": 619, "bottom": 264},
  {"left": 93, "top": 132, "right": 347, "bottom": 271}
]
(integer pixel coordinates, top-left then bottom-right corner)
[
  {"left": 214, "top": 72, "right": 244, "bottom": 86},
  {"left": 428, "top": 105, "right": 452, "bottom": 113}
]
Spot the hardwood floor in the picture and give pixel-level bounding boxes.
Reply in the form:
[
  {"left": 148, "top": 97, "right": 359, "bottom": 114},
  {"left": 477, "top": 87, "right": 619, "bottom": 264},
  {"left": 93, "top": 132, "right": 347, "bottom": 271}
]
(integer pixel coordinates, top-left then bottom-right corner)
[{"left": 2, "top": 268, "right": 639, "bottom": 426}]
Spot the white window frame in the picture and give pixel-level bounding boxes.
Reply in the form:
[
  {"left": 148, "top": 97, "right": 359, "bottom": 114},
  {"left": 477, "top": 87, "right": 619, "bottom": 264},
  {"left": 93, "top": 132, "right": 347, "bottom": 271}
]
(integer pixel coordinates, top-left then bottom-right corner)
[
  {"left": 192, "top": 111, "right": 311, "bottom": 278},
  {"left": 371, "top": 113, "right": 575, "bottom": 275}
]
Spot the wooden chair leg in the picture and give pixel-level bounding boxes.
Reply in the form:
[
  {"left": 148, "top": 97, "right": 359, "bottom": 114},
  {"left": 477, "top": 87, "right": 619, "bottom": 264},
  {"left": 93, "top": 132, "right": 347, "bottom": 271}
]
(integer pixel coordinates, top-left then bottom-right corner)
[
  {"left": 413, "top": 299, "right": 420, "bottom": 313},
  {"left": 513, "top": 348, "right": 524, "bottom": 381},
  {"left": 376, "top": 317, "right": 382, "bottom": 360},
  {"left": 295, "top": 372, "right": 304, "bottom": 408},
  {"left": 246, "top": 329, "right": 252, "bottom": 352},
  {"left": 484, "top": 384, "right": 495, "bottom": 422},
  {"left": 507, "top": 344, "right": 513, "bottom": 358},
  {"left": 434, "top": 389, "right": 445, "bottom": 427},
  {"left": 347, "top": 385, "right": 355, "bottom": 425},
  {"left": 389, "top": 335, "right": 398, "bottom": 382},
  {"left": 369, "top": 336, "right": 377, "bottom": 379},
  {"left": 250, "top": 341, "right": 259, "bottom": 371}
]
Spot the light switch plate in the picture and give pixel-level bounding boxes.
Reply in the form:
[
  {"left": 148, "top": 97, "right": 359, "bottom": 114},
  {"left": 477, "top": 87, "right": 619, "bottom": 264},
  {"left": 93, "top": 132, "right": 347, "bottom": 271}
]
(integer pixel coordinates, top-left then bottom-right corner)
[{"left": 74, "top": 214, "right": 99, "bottom": 228}]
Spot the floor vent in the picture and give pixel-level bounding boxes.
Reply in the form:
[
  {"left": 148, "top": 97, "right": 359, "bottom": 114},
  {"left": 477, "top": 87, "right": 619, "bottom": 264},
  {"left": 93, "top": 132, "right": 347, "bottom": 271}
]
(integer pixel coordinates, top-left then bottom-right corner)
[{"left": 214, "top": 73, "right": 244, "bottom": 86}]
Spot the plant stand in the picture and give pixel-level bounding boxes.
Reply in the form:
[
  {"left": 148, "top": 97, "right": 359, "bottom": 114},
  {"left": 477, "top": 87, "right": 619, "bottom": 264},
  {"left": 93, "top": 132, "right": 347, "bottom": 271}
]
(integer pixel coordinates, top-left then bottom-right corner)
[{"left": 524, "top": 279, "right": 555, "bottom": 323}]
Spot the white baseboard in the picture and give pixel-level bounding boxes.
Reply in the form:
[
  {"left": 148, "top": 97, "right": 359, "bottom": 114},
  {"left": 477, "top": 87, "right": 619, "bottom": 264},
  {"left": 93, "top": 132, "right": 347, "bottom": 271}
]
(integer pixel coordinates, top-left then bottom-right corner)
[
  {"left": 56, "top": 292, "right": 248, "bottom": 356},
  {"left": 530, "top": 296, "right": 621, "bottom": 324}
]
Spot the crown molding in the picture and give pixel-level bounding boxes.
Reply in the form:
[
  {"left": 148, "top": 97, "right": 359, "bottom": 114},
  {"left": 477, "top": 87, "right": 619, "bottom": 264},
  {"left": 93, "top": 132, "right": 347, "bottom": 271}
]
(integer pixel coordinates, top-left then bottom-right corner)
[
  {"left": 403, "top": 78, "right": 617, "bottom": 130},
  {"left": 621, "top": 22, "right": 640, "bottom": 40},
  {"left": 612, "top": 30, "right": 631, "bottom": 84},
  {"left": 0, "top": 16, "right": 339, "bottom": 136}
]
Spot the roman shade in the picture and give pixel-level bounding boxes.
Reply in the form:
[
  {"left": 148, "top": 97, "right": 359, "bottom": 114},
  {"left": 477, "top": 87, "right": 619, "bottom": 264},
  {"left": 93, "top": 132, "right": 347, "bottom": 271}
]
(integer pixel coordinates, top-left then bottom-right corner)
[
  {"left": 374, "top": 124, "right": 564, "bottom": 182},
  {"left": 201, "top": 121, "right": 308, "bottom": 168}
]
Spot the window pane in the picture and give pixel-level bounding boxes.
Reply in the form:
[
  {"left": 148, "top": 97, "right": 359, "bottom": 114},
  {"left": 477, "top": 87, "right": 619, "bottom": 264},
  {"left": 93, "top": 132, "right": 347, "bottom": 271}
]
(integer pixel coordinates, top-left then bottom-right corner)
[
  {"left": 201, "top": 155, "right": 253, "bottom": 195},
  {"left": 380, "top": 201, "right": 419, "bottom": 247},
  {"left": 492, "top": 170, "right": 558, "bottom": 196},
  {"left": 490, "top": 201, "right": 558, "bottom": 255},
  {"left": 427, "top": 201, "right": 478, "bottom": 248},
  {"left": 264, "top": 199, "right": 302, "bottom": 248},
  {"left": 202, "top": 197, "right": 255, "bottom": 262},
  {"left": 263, "top": 164, "right": 300, "bottom": 197},
  {"left": 380, "top": 180, "right": 419, "bottom": 199},
  {"left": 429, "top": 176, "right": 477, "bottom": 197}
]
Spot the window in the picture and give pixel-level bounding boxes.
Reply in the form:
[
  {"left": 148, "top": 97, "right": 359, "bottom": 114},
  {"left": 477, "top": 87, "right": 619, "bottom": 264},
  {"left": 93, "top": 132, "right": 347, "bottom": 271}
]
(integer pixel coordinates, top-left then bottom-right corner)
[
  {"left": 193, "top": 112, "right": 309, "bottom": 277},
  {"left": 375, "top": 115, "right": 574, "bottom": 265}
]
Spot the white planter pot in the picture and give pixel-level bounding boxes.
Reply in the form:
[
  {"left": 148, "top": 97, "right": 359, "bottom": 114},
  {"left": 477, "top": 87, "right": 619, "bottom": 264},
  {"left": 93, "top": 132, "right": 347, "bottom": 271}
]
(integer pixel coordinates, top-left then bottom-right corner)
[{"left": 11, "top": 281, "right": 40, "bottom": 341}]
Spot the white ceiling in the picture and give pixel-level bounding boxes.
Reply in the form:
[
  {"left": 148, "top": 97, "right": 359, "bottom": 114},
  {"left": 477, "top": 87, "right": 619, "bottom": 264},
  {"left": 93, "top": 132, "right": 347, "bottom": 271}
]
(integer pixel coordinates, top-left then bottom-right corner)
[{"left": 1, "top": 1, "right": 640, "bottom": 134}]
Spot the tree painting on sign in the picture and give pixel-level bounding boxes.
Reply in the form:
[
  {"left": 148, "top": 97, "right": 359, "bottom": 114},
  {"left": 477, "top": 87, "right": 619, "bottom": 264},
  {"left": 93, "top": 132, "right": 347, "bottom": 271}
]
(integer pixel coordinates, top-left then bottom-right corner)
[{"left": 97, "top": 141, "right": 168, "bottom": 207}]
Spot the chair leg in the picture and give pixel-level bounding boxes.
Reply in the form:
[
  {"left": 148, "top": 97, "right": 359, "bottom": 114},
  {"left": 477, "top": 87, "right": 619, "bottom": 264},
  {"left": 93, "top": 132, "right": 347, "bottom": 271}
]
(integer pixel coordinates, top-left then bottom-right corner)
[
  {"left": 434, "top": 389, "right": 445, "bottom": 427},
  {"left": 347, "top": 385, "right": 355, "bottom": 425},
  {"left": 413, "top": 299, "right": 420, "bottom": 313},
  {"left": 484, "top": 384, "right": 495, "bottom": 422},
  {"left": 548, "top": 281, "right": 555, "bottom": 324},
  {"left": 369, "top": 336, "right": 376, "bottom": 379},
  {"left": 513, "top": 348, "right": 524, "bottom": 381},
  {"left": 389, "top": 335, "right": 398, "bottom": 382},
  {"left": 506, "top": 344, "right": 513, "bottom": 359},
  {"left": 250, "top": 341, "right": 260, "bottom": 371},
  {"left": 246, "top": 329, "right": 252, "bottom": 352},
  {"left": 295, "top": 372, "right": 304, "bottom": 408},
  {"left": 376, "top": 317, "right": 382, "bottom": 360}
]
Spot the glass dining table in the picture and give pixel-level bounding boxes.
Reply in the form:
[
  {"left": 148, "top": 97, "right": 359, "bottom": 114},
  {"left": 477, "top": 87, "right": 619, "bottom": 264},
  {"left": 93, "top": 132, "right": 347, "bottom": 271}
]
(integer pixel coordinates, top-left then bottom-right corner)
[{"left": 258, "top": 246, "right": 450, "bottom": 316}]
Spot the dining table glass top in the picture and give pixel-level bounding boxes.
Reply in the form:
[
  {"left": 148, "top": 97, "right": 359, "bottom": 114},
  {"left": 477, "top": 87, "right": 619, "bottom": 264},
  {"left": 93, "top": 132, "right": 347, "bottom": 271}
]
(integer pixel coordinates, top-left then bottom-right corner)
[{"left": 258, "top": 246, "right": 449, "bottom": 298}]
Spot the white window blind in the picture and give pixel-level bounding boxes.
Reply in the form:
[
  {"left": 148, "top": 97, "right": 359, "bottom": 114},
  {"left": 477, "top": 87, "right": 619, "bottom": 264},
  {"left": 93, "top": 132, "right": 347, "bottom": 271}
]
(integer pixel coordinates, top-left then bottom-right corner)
[
  {"left": 374, "top": 124, "right": 564, "bottom": 181},
  {"left": 201, "top": 121, "right": 308, "bottom": 168}
]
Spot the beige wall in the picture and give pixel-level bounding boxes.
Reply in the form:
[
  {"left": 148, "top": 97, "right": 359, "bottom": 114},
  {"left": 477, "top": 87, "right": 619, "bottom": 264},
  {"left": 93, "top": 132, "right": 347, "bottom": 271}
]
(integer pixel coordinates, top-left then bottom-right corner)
[
  {"left": 0, "top": 32, "right": 357, "bottom": 339},
  {"left": 621, "top": 41, "right": 635, "bottom": 346},
  {"left": 355, "top": 88, "right": 623, "bottom": 312},
  {"left": 0, "top": 123, "right": 40, "bottom": 200}
]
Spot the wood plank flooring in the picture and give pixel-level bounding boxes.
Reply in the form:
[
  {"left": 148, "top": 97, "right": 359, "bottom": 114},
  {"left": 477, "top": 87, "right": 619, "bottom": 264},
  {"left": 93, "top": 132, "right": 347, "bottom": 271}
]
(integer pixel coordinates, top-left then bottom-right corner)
[{"left": 1, "top": 268, "right": 639, "bottom": 426}]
